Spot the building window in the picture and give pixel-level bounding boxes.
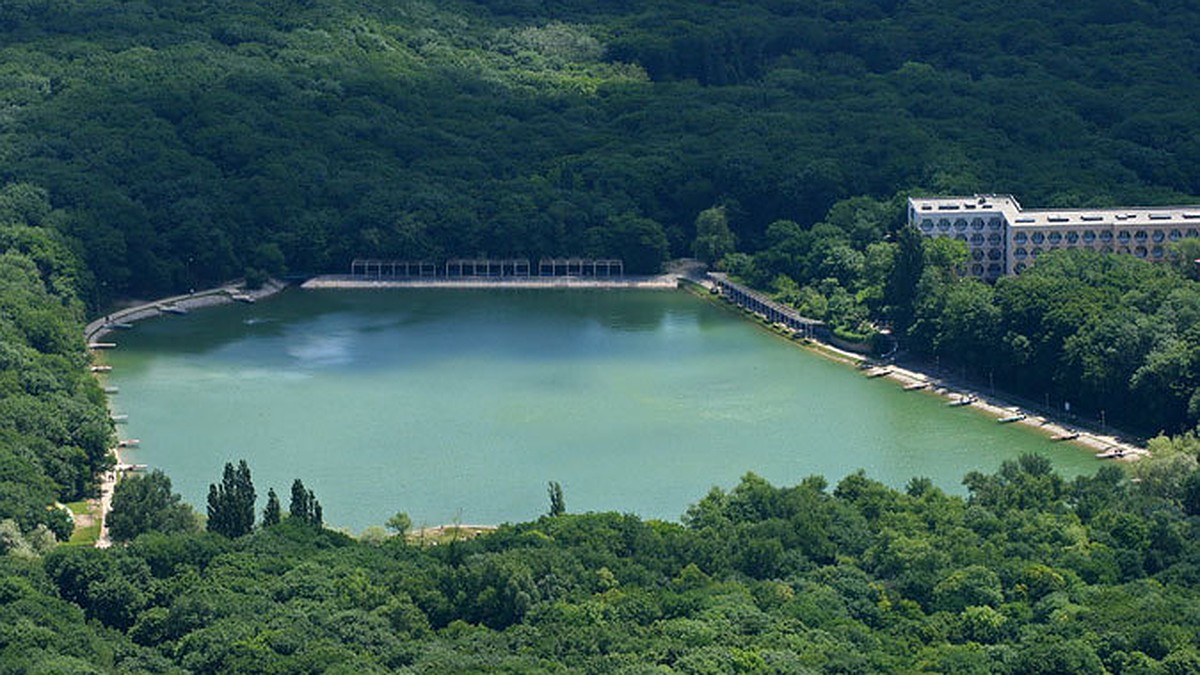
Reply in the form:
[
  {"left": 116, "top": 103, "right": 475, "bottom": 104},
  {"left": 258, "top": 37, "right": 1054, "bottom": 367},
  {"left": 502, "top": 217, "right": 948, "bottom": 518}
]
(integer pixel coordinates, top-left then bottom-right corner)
[
  {"left": 971, "top": 263, "right": 984, "bottom": 275},
  {"left": 920, "top": 219, "right": 934, "bottom": 231},
  {"left": 954, "top": 219, "right": 968, "bottom": 230},
  {"left": 1134, "top": 230, "right": 1147, "bottom": 243},
  {"left": 971, "top": 218, "right": 984, "bottom": 230},
  {"left": 1083, "top": 231, "right": 1096, "bottom": 243},
  {"left": 988, "top": 218, "right": 1002, "bottom": 229},
  {"left": 1031, "top": 247, "right": 1043, "bottom": 258},
  {"left": 1170, "top": 229, "right": 1182, "bottom": 241},
  {"left": 1152, "top": 230, "right": 1165, "bottom": 243},
  {"left": 1100, "top": 230, "right": 1113, "bottom": 242},
  {"left": 988, "top": 233, "right": 1002, "bottom": 245},
  {"left": 970, "top": 233, "right": 984, "bottom": 245},
  {"left": 938, "top": 219, "right": 951, "bottom": 231},
  {"left": 988, "top": 249, "right": 1003, "bottom": 260},
  {"left": 1118, "top": 231, "right": 1131, "bottom": 243},
  {"left": 1188, "top": 229, "right": 1199, "bottom": 238},
  {"left": 972, "top": 249, "right": 984, "bottom": 261},
  {"left": 987, "top": 263, "right": 1003, "bottom": 274},
  {"left": 1032, "top": 232, "right": 1045, "bottom": 244},
  {"left": 1014, "top": 247, "right": 1028, "bottom": 259},
  {"left": 1152, "top": 246, "right": 1164, "bottom": 259},
  {"left": 1135, "top": 246, "right": 1148, "bottom": 258},
  {"left": 1015, "top": 262, "right": 1027, "bottom": 273},
  {"left": 1048, "top": 232, "right": 1062, "bottom": 244},
  {"left": 1066, "top": 231, "right": 1079, "bottom": 243},
  {"left": 1014, "top": 232, "right": 1028, "bottom": 244}
]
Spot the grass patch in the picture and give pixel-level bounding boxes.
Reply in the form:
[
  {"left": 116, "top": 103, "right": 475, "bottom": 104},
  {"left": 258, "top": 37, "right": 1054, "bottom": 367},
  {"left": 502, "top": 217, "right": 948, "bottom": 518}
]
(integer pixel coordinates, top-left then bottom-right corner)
[
  {"left": 64, "top": 501, "right": 91, "bottom": 516},
  {"left": 67, "top": 522, "right": 100, "bottom": 547}
]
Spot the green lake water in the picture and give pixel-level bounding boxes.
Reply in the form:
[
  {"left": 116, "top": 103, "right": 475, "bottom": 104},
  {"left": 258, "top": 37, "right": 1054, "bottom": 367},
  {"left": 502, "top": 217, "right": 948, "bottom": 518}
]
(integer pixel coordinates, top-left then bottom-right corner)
[{"left": 105, "top": 288, "right": 1100, "bottom": 531}]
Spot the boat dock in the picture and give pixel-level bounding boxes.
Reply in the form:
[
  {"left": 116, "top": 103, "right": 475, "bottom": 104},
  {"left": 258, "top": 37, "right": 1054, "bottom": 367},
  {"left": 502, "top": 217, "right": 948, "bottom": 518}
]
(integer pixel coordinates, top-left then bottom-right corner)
[{"left": 708, "top": 273, "right": 822, "bottom": 338}]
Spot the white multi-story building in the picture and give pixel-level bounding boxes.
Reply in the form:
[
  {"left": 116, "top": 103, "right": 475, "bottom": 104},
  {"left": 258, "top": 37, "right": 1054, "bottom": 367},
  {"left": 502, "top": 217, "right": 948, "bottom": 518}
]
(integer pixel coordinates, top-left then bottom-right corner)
[{"left": 907, "top": 194, "right": 1200, "bottom": 279}]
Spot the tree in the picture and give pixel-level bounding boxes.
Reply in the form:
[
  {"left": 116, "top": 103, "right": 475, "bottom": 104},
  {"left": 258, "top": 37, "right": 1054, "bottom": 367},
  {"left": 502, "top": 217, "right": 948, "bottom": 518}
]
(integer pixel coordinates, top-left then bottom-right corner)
[
  {"left": 262, "top": 488, "right": 281, "bottom": 527},
  {"left": 289, "top": 479, "right": 323, "bottom": 527},
  {"left": 885, "top": 225, "right": 924, "bottom": 333},
  {"left": 108, "top": 470, "right": 197, "bottom": 542},
  {"left": 547, "top": 481, "right": 566, "bottom": 517},
  {"left": 692, "top": 205, "right": 736, "bottom": 264},
  {"left": 206, "top": 460, "right": 255, "bottom": 537},
  {"left": 387, "top": 512, "right": 412, "bottom": 537}
]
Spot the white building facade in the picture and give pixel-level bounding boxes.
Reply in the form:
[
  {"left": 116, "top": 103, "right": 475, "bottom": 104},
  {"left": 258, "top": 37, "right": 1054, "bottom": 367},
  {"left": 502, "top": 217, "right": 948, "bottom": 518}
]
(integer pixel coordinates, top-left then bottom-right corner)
[{"left": 907, "top": 194, "right": 1200, "bottom": 279}]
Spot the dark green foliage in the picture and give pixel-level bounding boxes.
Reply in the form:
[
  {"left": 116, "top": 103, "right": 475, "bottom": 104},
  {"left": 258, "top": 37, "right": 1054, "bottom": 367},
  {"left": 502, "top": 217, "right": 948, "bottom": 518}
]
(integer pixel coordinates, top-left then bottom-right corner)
[
  {"left": 289, "top": 479, "right": 322, "bottom": 527},
  {"left": 206, "top": 461, "right": 255, "bottom": 538},
  {"left": 263, "top": 487, "right": 281, "bottom": 527},
  {"left": 0, "top": 184, "right": 108, "bottom": 541},
  {"left": 3, "top": 0, "right": 1200, "bottom": 670},
  {"left": 547, "top": 481, "right": 565, "bottom": 517},
  {"left": 107, "top": 470, "right": 197, "bottom": 543},
  {"left": 15, "top": 461, "right": 1198, "bottom": 672},
  {"left": 908, "top": 250, "right": 1200, "bottom": 433}
]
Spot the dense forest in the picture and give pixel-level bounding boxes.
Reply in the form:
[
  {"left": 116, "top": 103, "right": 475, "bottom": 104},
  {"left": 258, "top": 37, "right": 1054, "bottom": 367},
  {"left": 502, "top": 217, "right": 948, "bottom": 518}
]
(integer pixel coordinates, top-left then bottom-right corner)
[
  {"left": 4, "top": 0, "right": 1200, "bottom": 671},
  {"left": 1, "top": 0, "right": 1199, "bottom": 298},
  {"left": 5, "top": 454, "right": 1200, "bottom": 671}
]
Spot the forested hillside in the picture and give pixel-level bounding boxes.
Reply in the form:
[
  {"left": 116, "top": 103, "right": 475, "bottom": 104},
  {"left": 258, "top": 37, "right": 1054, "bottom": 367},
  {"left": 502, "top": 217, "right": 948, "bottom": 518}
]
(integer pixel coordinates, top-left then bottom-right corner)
[
  {"left": 5, "top": 460, "right": 1200, "bottom": 671},
  {"left": 1, "top": 0, "right": 1199, "bottom": 297},
  {"left": 4, "top": 1, "right": 1200, "bottom": 671}
]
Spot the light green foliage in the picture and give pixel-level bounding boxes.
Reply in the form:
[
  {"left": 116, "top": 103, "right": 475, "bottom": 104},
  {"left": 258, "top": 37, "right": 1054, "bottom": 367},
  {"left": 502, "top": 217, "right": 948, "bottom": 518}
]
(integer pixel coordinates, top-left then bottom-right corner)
[{"left": 692, "top": 206, "right": 735, "bottom": 265}]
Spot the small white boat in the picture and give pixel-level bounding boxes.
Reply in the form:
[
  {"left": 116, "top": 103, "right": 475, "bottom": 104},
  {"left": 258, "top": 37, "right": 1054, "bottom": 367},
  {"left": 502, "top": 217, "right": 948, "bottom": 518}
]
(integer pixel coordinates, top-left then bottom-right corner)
[
  {"left": 903, "top": 381, "right": 928, "bottom": 391},
  {"left": 111, "top": 414, "right": 128, "bottom": 423},
  {"left": 947, "top": 395, "right": 976, "bottom": 407},
  {"left": 998, "top": 413, "right": 1026, "bottom": 423},
  {"left": 107, "top": 322, "right": 134, "bottom": 329},
  {"left": 117, "top": 438, "right": 140, "bottom": 448},
  {"left": 231, "top": 293, "right": 256, "bottom": 304},
  {"left": 104, "top": 386, "right": 119, "bottom": 394},
  {"left": 90, "top": 365, "right": 112, "bottom": 373},
  {"left": 89, "top": 342, "right": 117, "bottom": 349},
  {"left": 159, "top": 304, "right": 188, "bottom": 315}
]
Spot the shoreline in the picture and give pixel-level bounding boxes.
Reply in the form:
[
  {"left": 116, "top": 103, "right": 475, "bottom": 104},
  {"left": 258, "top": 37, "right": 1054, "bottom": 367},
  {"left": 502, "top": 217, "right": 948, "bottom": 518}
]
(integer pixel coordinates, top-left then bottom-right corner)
[
  {"left": 87, "top": 279, "right": 289, "bottom": 547},
  {"left": 301, "top": 274, "right": 681, "bottom": 290},
  {"left": 86, "top": 278, "right": 289, "bottom": 343},
  {"left": 683, "top": 278, "right": 1148, "bottom": 461}
]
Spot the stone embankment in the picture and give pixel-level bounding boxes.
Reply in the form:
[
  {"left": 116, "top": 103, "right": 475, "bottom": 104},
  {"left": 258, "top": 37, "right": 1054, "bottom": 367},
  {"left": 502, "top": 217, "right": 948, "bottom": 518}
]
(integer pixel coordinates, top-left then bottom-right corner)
[
  {"left": 301, "top": 275, "right": 681, "bottom": 290},
  {"left": 86, "top": 279, "right": 288, "bottom": 343}
]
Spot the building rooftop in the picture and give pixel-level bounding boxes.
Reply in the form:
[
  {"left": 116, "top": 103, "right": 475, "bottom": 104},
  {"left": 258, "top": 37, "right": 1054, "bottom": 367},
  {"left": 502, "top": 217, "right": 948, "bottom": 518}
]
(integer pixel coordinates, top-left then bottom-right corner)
[{"left": 910, "top": 194, "right": 1200, "bottom": 228}]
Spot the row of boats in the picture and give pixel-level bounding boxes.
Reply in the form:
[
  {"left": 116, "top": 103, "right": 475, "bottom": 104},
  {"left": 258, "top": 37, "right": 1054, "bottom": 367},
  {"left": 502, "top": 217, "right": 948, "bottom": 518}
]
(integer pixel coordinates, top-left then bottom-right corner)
[{"left": 862, "top": 361, "right": 1126, "bottom": 454}]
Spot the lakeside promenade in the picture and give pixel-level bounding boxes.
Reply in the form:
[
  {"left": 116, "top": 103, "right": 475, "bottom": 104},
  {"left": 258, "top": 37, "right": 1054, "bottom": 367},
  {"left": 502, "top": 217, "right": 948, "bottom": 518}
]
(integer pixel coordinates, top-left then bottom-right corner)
[{"left": 301, "top": 274, "right": 682, "bottom": 290}]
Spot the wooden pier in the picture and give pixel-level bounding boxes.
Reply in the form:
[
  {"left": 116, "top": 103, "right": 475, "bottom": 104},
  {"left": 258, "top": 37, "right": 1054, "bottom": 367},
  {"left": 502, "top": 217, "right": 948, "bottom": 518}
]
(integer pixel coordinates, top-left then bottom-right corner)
[{"left": 708, "top": 273, "right": 822, "bottom": 338}]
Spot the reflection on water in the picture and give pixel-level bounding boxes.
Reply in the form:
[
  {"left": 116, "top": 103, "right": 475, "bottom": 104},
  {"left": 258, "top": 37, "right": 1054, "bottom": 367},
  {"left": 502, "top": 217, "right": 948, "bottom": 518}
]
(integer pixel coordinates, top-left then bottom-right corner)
[{"left": 107, "top": 288, "right": 1100, "bottom": 531}]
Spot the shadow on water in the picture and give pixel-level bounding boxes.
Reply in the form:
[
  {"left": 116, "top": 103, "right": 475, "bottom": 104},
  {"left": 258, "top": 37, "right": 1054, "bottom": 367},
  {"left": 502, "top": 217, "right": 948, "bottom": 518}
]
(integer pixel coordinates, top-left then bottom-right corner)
[{"left": 107, "top": 288, "right": 700, "bottom": 375}]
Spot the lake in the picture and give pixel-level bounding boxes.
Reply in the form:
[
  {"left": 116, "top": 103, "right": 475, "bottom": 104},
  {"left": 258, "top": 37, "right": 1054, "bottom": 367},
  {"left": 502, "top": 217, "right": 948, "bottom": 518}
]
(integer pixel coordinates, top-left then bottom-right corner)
[{"left": 105, "top": 288, "right": 1100, "bottom": 531}]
